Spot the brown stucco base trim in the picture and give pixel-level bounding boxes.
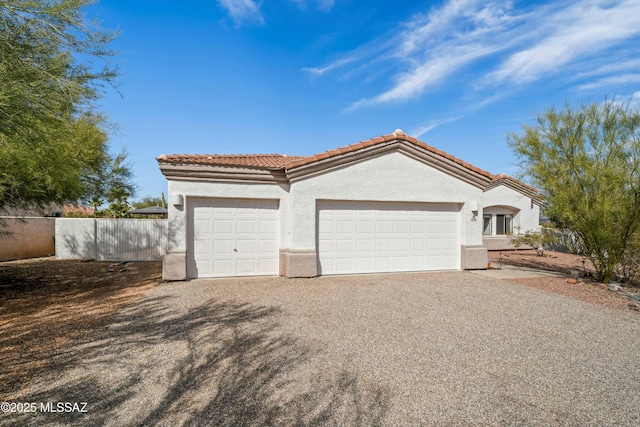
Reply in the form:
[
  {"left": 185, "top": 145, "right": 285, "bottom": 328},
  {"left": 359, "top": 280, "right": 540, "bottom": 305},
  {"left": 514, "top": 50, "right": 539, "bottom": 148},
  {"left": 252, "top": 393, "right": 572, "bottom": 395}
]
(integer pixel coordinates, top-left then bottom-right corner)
[
  {"left": 461, "top": 245, "right": 488, "bottom": 270},
  {"left": 162, "top": 251, "right": 187, "bottom": 281},
  {"left": 279, "top": 249, "right": 318, "bottom": 278},
  {"left": 482, "top": 236, "right": 518, "bottom": 251}
]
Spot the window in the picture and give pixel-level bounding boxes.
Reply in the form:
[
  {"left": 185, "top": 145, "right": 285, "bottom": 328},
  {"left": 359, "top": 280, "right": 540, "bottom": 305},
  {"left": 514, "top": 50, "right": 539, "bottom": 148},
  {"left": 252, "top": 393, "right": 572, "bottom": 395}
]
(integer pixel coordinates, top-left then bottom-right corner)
[
  {"left": 496, "top": 214, "right": 513, "bottom": 235},
  {"left": 482, "top": 215, "right": 492, "bottom": 235}
]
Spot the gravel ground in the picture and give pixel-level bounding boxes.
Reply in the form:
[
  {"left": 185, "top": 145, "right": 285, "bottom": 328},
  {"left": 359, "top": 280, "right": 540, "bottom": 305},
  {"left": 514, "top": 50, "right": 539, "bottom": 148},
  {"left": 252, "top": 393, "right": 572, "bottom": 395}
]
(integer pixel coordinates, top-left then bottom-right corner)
[{"left": 3, "top": 271, "right": 640, "bottom": 426}]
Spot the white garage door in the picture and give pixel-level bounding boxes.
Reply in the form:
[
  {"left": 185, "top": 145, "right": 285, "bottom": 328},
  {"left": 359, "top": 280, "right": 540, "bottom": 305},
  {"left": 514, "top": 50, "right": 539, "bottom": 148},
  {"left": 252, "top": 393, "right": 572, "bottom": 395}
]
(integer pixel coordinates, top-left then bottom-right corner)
[
  {"left": 188, "top": 198, "right": 279, "bottom": 278},
  {"left": 318, "top": 201, "right": 459, "bottom": 275}
]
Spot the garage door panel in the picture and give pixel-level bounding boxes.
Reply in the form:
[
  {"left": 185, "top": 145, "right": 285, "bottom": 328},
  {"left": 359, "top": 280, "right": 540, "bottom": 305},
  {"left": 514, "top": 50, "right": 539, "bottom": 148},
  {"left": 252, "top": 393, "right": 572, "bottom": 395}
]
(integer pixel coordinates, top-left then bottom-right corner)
[
  {"left": 393, "top": 257, "right": 409, "bottom": 269},
  {"left": 259, "top": 240, "right": 278, "bottom": 253},
  {"left": 410, "top": 239, "right": 425, "bottom": 251},
  {"left": 318, "top": 239, "right": 333, "bottom": 252},
  {"left": 356, "top": 239, "right": 374, "bottom": 252},
  {"left": 213, "top": 219, "right": 233, "bottom": 234},
  {"left": 356, "top": 257, "right": 373, "bottom": 271},
  {"left": 258, "top": 219, "right": 277, "bottom": 234},
  {"left": 236, "top": 219, "right": 256, "bottom": 234},
  {"left": 356, "top": 221, "right": 373, "bottom": 233},
  {"left": 393, "top": 239, "right": 409, "bottom": 251},
  {"left": 213, "top": 239, "right": 233, "bottom": 254},
  {"left": 375, "top": 257, "right": 391, "bottom": 269},
  {"left": 410, "top": 221, "right": 426, "bottom": 233},
  {"left": 375, "top": 221, "right": 392, "bottom": 233},
  {"left": 394, "top": 222, "right": 409, "bottom": 233},
  {"left": 375, "top": 239, "right": 391, "bottom": 251},
  {"left": 337, "top": 221, "right": 354, "bottom": 233},
  {"left": 235, "top": 239, "right": 257, "bottom": 253},
  {"left": 188, "top": 198, "right": 279, "bottom": 278},
  {"left": 336, "top": 240, "right": 354, "bottom": 253},
  {"left": 212, "top": 259, "right": 234, "bottom": 275},
  {"left": 443, "top": 240, "right": 458, "bottom": 250},
  {"left": 410, "top": 255, "right": 426, "bottom": 269},
  {"left": 194, "top": 219, "right": 212, "bottom": 235},
  {"left": 336, "top": 258, "right": 355, "bottom": 272},
  {"left": 318, "top": 201, "right": 459, "bottom": 275}
]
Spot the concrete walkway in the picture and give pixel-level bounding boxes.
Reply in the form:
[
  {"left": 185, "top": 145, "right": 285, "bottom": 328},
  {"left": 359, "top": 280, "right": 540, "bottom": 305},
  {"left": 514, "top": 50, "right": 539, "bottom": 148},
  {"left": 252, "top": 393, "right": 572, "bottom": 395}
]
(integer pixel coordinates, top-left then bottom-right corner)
[{"left": 471, "top": 263, "right": 566, "bottom": 279}]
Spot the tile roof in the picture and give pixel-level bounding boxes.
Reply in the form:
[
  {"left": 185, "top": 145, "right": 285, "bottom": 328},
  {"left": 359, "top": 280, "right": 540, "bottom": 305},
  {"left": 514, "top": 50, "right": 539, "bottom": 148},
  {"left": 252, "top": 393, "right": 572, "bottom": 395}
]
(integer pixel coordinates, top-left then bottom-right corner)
[
  {"left": 490, "top": 173, "right": 539, "bottom": 194},
  {"left": 156, "top": 153, "right": 305, "bottom": 168},
  {"left": 282, "top": 130, "right": 494, "bottom": 180},
  {"left": 157, "top": 130, "right": 535, "bottom": 192}
]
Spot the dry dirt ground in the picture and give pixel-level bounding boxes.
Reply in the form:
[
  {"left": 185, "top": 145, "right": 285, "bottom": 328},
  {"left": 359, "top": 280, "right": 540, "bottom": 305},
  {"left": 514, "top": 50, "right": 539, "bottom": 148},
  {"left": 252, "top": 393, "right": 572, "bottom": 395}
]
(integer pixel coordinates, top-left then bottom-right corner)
[
  {"left": 0, "top": 258, "right": 161, "bottom": 398},
  {"left": 489, "top": 249, "right": 640, "bottom": 312}
]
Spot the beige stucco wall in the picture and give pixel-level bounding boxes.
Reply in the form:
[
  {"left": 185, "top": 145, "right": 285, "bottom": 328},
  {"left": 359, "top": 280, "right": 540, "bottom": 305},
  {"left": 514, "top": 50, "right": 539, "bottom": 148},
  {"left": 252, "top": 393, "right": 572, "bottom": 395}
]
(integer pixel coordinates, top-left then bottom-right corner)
[
  {"left": 289, "top": 151, "right": 484, "bottom": 251},
  {"left": 482, "top": 184, "right": 540, "bottom": 251},
  {"left": 482, "top": 184, "right": 540, "bottom": 233},
  {"left": 0, "top": 217, "right": 55, "bottom": 261}
]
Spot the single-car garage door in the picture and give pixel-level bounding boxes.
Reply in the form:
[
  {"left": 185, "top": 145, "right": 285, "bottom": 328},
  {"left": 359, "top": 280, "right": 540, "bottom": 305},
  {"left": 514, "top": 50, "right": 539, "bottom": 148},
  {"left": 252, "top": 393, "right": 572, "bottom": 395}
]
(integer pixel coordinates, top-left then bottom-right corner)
[
  {"left": 318, "top": 201, "right": 459, "bottom": 275},
  {"left": 188, "top": 198, "right": 279, "bottom": 278}
]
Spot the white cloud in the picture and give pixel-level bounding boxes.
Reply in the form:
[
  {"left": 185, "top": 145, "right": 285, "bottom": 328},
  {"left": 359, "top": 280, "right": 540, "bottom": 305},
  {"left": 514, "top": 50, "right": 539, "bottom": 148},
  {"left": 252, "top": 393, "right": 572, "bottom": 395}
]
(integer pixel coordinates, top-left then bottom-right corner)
[
  {"left": 411, "top": 116, "right": 463, "bottom": 138},
  {"left": 574, "top": 58, "right": 640, "bottom": 80},
  {"left": 289, "top": 0, "right": 335, "bottom": 11},
  {"left": 351, "top": 44, "right": 501, "bottom": 109},
  {"left": 347, "top": 0, "right": 518, "bottom": 109},
  {"left": 578, "top": 74, "right": 640, "bottom": 90},
  {"left": 217, "top": 0, "right": 264, "bottom": 25},
  {"left": 487, "top": 0, "right": 640, "bottom": 85},
  {"left": 303, "top": 56, "right": 358, "bottom": 76},
  {"left": 307, "top": 0, "right": 640, "bottom": 110}
]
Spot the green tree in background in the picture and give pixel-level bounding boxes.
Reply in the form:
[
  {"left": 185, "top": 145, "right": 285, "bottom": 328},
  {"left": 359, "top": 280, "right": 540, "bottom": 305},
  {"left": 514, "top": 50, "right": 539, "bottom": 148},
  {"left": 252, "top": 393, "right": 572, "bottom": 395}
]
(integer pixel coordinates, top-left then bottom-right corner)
[
  {"left": 132, "top": 193, "right": 166, "bottom": 210},
  {"left": 84, "top": 151, "right": 136, "bottom": 217},
  {"left": 508, "top": 99, "right": 640, "bottom": 283},
  {"left": 0, "top": 0, "right": 123, "bottom": 217}
]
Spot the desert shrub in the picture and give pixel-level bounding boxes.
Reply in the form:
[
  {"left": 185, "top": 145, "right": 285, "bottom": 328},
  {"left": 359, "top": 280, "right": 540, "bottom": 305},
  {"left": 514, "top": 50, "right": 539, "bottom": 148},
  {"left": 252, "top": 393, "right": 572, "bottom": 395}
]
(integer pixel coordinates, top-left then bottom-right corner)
[{"left": 511, "top": 228, "right": 558, "bottom": 256}]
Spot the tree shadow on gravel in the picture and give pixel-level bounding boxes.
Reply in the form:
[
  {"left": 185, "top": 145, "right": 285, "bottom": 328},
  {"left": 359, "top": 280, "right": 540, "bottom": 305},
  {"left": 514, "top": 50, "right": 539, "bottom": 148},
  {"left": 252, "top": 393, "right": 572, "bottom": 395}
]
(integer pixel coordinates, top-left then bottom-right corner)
[
  {"left": 495, "top": 250, "right": 593, "bottom": 277},
  {"left": 3, "top": 294, "right": 389, "bottom": 427}
]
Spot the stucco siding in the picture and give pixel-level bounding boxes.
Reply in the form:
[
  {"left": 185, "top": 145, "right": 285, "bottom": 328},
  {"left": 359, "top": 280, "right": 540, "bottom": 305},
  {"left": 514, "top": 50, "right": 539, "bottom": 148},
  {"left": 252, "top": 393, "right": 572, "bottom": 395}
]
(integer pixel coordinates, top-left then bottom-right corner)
[
  {"left": 289, "top": 151, "right": 483, "bottom": 250},
  {"left": 483, "top": 184, "right": 540, "bottom": 233}
]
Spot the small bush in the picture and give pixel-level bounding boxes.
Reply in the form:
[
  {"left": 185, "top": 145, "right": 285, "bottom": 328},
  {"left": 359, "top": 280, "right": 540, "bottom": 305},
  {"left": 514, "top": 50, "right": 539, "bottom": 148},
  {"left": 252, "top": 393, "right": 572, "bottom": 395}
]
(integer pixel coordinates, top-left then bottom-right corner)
[{"left": 511, "top": 228, "right": 558, "bottom": 257}]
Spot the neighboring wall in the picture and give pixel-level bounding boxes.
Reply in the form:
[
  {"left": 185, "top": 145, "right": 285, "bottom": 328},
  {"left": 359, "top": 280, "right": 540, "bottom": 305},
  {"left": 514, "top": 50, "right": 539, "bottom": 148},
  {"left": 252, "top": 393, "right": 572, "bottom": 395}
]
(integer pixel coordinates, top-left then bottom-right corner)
[
  {"left": 0, "top": 217, "right": 56, "bottom": 261},
  {"left": 56, "top": 218, "right": 168, "bottom": 261}
]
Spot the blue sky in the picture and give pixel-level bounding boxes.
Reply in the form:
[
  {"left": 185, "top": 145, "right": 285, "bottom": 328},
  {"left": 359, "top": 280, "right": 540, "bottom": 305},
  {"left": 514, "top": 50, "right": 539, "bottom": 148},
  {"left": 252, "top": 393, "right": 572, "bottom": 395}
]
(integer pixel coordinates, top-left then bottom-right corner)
[{"left": 88, "top": 0, "right": 640, "bottom": 200}]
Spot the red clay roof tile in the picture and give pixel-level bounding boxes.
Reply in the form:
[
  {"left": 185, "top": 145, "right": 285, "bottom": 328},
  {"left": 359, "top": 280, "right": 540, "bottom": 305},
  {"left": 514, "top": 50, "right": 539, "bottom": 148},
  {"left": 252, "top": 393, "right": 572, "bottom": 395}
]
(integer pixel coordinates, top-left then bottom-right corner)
[
  {"left": 157, "top": 131, "right": 498, "bottom": 182},
  {"left": 156, "top": 153, "right": 305, "bottom": 168}
]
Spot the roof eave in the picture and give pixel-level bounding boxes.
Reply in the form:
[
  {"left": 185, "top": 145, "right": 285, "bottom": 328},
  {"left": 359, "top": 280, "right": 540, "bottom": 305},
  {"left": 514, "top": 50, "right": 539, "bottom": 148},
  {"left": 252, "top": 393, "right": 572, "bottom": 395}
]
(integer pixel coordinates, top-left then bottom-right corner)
[{"left": 158, "top": 162, "right": 289, "bottom": 183}]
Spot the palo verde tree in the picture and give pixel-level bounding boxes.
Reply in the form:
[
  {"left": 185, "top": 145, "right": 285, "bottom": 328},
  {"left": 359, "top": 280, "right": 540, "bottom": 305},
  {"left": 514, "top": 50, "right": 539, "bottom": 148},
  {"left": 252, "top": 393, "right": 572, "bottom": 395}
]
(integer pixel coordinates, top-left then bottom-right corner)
[
  {"left": 508, "top": 99, "right": 640, "bottom": 283},
  {"left": 83, "top": 150, "right": 136, "bottom": 217},
  {"left": 0, "top": 0, "right": 121, "bottom": 217}
]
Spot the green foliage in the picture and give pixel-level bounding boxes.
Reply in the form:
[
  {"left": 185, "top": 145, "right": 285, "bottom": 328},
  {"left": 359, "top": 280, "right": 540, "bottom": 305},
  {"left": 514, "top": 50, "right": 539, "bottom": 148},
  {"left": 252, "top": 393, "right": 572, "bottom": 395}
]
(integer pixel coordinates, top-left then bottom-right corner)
[
  {"left": 615, "top": 232, "right": 640, "bottom": 285},
  {"left": 0, "top": 0, "right": 119, "bottom": 214},
  {"left": 83, "top": 151, "right": 136, "bottom": 217},
  {"left": 508, "top": 99, "right": 640, "bottom": 283},
  {"left": 132, "top": 195, "right": 165, "bottom": 210},
  {"left": 510, "top": 228, "right": 558, "bottom": 257}
]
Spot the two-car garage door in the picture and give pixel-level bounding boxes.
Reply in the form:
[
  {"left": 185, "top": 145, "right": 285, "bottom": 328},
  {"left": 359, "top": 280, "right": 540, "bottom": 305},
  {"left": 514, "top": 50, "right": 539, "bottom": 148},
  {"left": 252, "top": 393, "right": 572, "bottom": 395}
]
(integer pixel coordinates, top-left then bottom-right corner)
[{"left": 318, "top": 201, "right": 460, "bottom": 275}]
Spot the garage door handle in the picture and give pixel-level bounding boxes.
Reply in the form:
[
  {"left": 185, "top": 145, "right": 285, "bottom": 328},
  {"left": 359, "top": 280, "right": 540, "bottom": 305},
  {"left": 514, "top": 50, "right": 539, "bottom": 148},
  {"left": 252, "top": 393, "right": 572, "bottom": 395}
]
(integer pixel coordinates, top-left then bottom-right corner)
[{"left": 234, "top": 249, "right": 237, "bottom": 252}]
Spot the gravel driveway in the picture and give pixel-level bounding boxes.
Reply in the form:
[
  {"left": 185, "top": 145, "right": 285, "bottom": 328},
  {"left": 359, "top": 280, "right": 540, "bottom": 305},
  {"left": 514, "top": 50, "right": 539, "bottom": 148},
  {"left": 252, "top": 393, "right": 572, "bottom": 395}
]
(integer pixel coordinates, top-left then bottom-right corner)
[{"left": 4, "top": 271, "right": 639, "bottom": 426}]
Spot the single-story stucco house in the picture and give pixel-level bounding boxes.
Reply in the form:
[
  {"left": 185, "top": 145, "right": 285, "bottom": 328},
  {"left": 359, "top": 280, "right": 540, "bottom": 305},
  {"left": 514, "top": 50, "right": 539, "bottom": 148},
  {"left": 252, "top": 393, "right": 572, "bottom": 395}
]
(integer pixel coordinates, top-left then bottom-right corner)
[{"left": 158, "top": 130, "right": 543, "bottom": 280}]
